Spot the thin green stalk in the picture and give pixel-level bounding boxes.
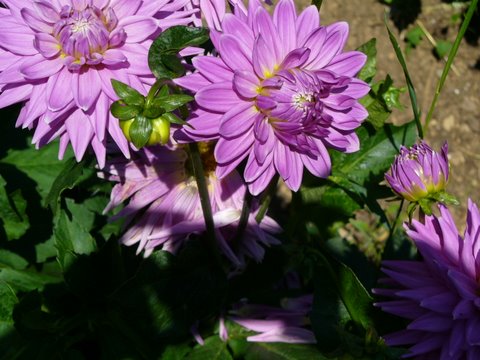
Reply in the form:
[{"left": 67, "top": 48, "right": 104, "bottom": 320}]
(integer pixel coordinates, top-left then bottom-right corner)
[
  {"left": 188, "top": 142, "right": 222, "bottom": 266},
  {"left": 385, "top": 15, "right": 424, "bottom": 139},
  {"left": 232, "top": 192, "right": 253, "bottom": 250},
  {"left": 424, "top": 0, "right": 478, "bottom": 133},
  {"left": 388, "top": 199, "right": 404, "bottom": 241},
  {"left": 255, "top": 175, "right": 279, "bottom": 224}
]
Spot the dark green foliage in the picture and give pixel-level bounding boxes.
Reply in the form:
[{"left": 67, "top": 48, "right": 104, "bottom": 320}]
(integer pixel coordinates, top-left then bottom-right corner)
[{"left": 148, "top": 26, "right": 210, "bottom": 79}]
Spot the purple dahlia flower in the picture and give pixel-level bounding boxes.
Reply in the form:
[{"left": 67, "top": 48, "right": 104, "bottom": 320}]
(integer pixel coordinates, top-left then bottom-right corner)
[
  {"left": 175, "top": 0, "right": 369, "bottom": 195},
  {"left": 374, "top": 200, "right": 480, "bottom": 359},
  {"left": 0, "top": 0, "right": 200, "bottom": 167},
  {"left": 385, "top": 141, "right": 449, "bottom": 202},
  {"left": 229, "top": 295, "right": 316, "bottom": 343},
  {"left": 99, "top": 144, "right": 281, "bottom": 269}
]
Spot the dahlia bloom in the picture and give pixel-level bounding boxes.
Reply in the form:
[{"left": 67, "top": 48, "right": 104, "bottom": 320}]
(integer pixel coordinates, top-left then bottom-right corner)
[
  {"left": 0, "top": 0, "right": 200, "bottom": 167},
  {"left": 385, "top": 141, "right": 449, "bottom": 202},
  {"left": 230, "top": 295, "right": 316, "bottom": 343},
  {"left": 175, "top": 0, "right": 369, "bottom": 195},
  {"left": 374, "top": 200, "right": 480, "bottom": 359},
  {"left": 99, "top": 144, "right": 281, "bottom": 268}
]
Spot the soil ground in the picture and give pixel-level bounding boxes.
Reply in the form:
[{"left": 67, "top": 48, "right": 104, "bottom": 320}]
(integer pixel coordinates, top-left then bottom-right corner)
[{"left": 298, "top": 0, "right": 480, "bottom": 224}]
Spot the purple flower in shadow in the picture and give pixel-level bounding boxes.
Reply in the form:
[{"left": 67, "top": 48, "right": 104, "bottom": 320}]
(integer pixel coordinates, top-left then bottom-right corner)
[
  {"left": 374, "top": 200, "right": 480, "bottom": 359},
  {"left": 99, "top": 143, "right": 281, "bottom": 270}
]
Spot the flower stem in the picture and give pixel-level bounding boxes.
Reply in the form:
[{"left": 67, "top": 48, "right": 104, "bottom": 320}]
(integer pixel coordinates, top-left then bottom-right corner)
[
  {"left": 424, "top": 0, "right": 478, "bottom": 134},
  {"left": 388, "top": 199, "right": 404, "bottom": 241},
  {"left": 232, "top": 191, "right": 253, "bottom": 250},
  {"left": 385, "top": 14, "right": 423, "bottom": 139},
  {"left": 255, "top": 175, "right": 279, "bottom": 224},
  {"left": 188, "top": 142, "right": 222, "bottom": 266}
]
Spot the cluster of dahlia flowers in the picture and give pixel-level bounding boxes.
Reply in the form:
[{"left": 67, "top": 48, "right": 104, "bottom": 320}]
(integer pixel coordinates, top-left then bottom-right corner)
[
  {"left": 0, "top": 0, "right": 368, "bottom": 266},
  {"left": 8, "top": 1, "right": 479, "bottom": 357}
]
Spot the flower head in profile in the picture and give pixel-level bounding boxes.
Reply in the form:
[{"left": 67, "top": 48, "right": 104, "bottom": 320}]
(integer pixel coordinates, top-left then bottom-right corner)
[
  {"left": 0, "top": 0, "right": 200, "bottom": 167},
  {"left": 374, "top": 200, "right": 480, "bottom": 359},
  {"left": 229, "top": 295, "right": 316, "bottom": 343},
  {"left": 175, "top": 0, "right": 369, "bottom": 195},
  {"left": 99, "top": 143, "right": 281, "bottom": 269},
  {"left": 385, "top": 141, "right": 450, "bottom": 203}
]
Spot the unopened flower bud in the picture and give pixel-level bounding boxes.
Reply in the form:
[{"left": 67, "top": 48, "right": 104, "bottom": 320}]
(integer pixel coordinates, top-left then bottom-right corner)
[
  {"left": 385, "top": 141, "right": 449, "bottom": 202},
  {"left": 147, "top": 116, "right": 170, "bottom": 146}
]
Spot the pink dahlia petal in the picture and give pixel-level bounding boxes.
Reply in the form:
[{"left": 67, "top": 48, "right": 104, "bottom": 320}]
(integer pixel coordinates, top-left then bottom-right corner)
[
  {"left": 296, "top": 5, "right": 320, "bottom": 45},
  {"left": 230, "top": 294, "right": 316, "bottom": 344},
  {"left": 0, "top": 84, "right": 33, "bottom": 108},
  {"left": 72, "top": 69, "right": 102, "bottom": 111},
  {"left": 20, "top": 7, "right": 53, "bottom": 33},
  {"left": 272, "top": 0, "right": 297, "bottom": 56},
  {"left": 222, "top": 13, "right": 254, "bottom": 49},
  {"left": 219, "top": 35, "right": 253, "bottom": 71},
  {"left": 119, "top": 16, "right": 158, "bottom": 43},
  {"left": 33, "top": 33, "right": 61, "bottom": 59},
  {"left": 66, "top": 110, "right": 94, "bottom": 161},
  {"left": 324, "top": 51, "right": 367, "bottom": 77},
  {"left": 196, "top": 82, "right": 241, "bottom": 112},
  {"left": 219, "top": 103, "right": 258, "bottom": 139},
  {"left": 215, "top": 128, "right": 254, "bottom": 166},
  {"left": 193, "top": 56, "right": 234, "bottom": 83}
]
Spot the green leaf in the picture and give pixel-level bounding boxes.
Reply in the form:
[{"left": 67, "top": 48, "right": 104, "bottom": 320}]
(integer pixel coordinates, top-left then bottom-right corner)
[
  {"left": 110, "top": 101, "right": 142, "bottom": 120},
  {"left": 0, "top": 176, "right": 28, "bottom": 240},
  {"left": 45, "top": 157, "right": 88, "bottom": 214},
  {"left": 160, "top": 343, "right": 191, "bottom": 360},
  {"left": 54, "top": 203, "right": 97, "bottom": 272},
  {"left": 148, "top": 26, "right": 210, "bottom": 79},
  {"left": 0, "top": 281, "right": 17, "bottom": 324},
  {"left": 245, "top": 343, "right": 326, "bottom": 360},
  {"left": 129, "top": 114, "right": 153, "bottom": 149},
  {"left": 143, "top": 105, "right": 163, "bottom": 119},
  {"left": 331, "top": 122, "right": 417, "bottom": 186},
  {"left": 385, "top": 16, "right": 423, "bottom": 138},
  {"left": 301, "top": 182, "right": 362, "bottom": 218},
  {"left": 360, "top": 75, "right": 404, "bottom": 129},
  {"left": 0, "top": 141, "right": 73, "bottom": 200},
  {"left": 162, "top": 112, "right": 190, "bottom": 127},
  {"left": 111, "top": 79, "right": 145, "bottom": 106},
  {"left": 357, "top": 38, "right": 377, "bottom": 83},
  {"left": 186, "top": 337, "right": 232, "bottom": 360},
  {"left": 0, "top": 268, "right": 60, "bottom": 292},
  {"left": 0, "top": 249, "right": 28, "bottom": 270},
  {"left": 435, "top": 40, "right": 453, "bottom": 58},
  {"left": 311, "top": 253, "right": 374, "bottom": 353},
  {"left": 151, "top": 94, "right": 194, "bottom": 112},
  {"left": 405, "top": 26, "right": 423, "bottom": 48}
]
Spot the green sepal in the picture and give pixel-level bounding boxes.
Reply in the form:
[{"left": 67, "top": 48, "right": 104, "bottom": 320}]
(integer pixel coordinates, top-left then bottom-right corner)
[
  {"left": 161, "top": 112, "right": 191, "bottom": 128},
  {"left": 110, "top": 101, "right": 142, "bottom": 121},
  {"left": 407, "top": 202, "right": 417, "bottom": 223},
  {"left": 143, "top": 104, "right": 164, "bottom": 119},
  {"left": 129, "top": 114, "right": 153, "bottom": 149},
  {"left": 111, "top": 79, "right": 145, "bottom": 106},
  {"left": 418, "top": 198, "right": 434, "bottom": 216},
  {"left": 151, "top": 94, "right": 194, "bottom": 112},
  {"left": 431, "top": 191, "right": 460, "bottom": 206}
]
